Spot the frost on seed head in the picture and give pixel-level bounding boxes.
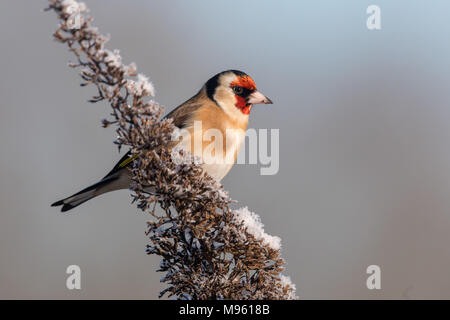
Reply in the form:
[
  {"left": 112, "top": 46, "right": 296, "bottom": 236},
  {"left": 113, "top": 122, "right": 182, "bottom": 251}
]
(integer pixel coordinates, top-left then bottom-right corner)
[
  {"left": 232, "top": 207, "right": 281, "bottom": 250},
  {"left": 126, "top": 73, "right": 155, "bottom": 97}
]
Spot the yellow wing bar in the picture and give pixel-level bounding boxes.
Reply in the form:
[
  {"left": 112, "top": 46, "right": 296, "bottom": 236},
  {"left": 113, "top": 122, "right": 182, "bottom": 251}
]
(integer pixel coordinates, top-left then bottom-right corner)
[{"left": 119, "top": 154, "right": 138, "bottom": 168}]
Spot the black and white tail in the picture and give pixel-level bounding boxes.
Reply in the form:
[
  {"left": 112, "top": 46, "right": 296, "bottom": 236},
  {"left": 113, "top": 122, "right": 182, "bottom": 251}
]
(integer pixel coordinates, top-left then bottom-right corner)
[
  {"left": 51, "top": 171, "right": 130, "bottom": 212},
  {"left": 52, "top": 151, "right": 135, "bottom": 212}
]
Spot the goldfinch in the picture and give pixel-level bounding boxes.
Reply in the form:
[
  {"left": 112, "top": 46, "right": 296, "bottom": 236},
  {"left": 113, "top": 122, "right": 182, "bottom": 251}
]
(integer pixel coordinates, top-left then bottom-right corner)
[{"left": 52, "top": 70, "right": 272, "bottom": 212}]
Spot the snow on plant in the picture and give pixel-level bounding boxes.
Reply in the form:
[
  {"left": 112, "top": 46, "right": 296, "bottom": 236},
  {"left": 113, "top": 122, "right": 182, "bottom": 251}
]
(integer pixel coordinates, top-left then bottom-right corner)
[{"left": 232, "top": 207, "right": 282, "bottom": 251}]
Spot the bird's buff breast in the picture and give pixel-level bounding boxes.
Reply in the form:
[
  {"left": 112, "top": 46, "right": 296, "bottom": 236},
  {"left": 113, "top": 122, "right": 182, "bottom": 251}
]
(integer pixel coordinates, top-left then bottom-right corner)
[{"left": 173, "top": 123, "right": 246, "bottom": 181}]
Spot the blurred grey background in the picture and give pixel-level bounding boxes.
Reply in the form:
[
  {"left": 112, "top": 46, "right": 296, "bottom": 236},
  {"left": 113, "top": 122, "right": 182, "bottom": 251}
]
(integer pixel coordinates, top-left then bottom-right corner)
[{"left": 1, "top": 0, "right": 450, "bottom": 299}]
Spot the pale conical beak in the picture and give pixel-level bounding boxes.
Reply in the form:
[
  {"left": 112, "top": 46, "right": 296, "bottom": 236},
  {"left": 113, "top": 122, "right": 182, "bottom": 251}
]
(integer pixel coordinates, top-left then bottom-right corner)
[{"left": 247, "top": 90, "right": 273, "bottom": 105}]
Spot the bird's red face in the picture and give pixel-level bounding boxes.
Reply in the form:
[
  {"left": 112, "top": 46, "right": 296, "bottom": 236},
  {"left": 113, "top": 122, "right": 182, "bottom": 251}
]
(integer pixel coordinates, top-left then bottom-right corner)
[
  {"left": 205, "top": 70, "right": 273, "bottom": 117},
  {"left": 230, "top": 75, "right": 257, "bottom": 115},
  {"left": 230, "top": 74, "right": 272, "bottom": 115}
]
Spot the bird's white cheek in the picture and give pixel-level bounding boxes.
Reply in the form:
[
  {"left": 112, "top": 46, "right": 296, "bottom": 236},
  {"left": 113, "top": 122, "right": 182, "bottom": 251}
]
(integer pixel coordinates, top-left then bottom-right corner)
[{"left": 214, "top": 87, "right": 235, "bottom": 108}]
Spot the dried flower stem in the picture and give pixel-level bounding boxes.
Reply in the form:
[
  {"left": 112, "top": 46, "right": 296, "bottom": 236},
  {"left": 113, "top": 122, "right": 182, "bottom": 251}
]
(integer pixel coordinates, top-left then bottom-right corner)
[{"left": 46, "top": 0, "right": 297, "bottom": 299}]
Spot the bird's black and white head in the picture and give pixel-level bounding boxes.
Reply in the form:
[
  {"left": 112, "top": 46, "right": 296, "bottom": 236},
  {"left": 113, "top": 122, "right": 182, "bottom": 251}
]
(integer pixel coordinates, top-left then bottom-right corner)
[{"left": 204, "top": 70, "right": 272, "bottom": 119}]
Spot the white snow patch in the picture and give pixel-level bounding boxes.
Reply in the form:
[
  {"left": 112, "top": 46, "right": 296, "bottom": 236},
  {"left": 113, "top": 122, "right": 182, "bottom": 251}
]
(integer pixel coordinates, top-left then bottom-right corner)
[
  {"left": 136, "top": 73, "right": 155, "bottom": 97},
  {"left": 232, "top": 207, "right": 281, "bottom": 250},
  {"left": 126, "top": 73, "right": 155, "bottom": 97},
  {"left": 104, "top": 49, "right": 122, "bottom": 69},
  {"left": 280, "top": 274, "right": 297, "bottom": 299},
  {"left": 61, "top": 0, "right": 87, "bottom": 14}
]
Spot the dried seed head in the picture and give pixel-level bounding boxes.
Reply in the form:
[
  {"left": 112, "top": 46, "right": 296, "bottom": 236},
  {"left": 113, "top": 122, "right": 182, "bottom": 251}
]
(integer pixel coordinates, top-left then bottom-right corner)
[{"left": 47, "top": 0, "right": 296, "bottom": 300}]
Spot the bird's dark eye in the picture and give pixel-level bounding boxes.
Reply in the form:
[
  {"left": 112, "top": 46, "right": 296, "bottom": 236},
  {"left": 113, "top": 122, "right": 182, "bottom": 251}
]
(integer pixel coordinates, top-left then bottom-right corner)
[{"left": 233, "top": 86, "right": 244, "bottom": 95}]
